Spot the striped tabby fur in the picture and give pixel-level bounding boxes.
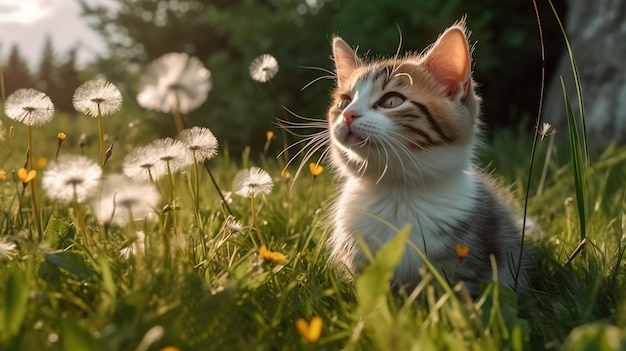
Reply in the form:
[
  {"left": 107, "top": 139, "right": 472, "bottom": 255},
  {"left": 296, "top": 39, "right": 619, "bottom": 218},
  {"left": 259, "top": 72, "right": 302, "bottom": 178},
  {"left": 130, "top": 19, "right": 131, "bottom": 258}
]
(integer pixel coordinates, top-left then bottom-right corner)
[{"left": 324, "top": 21, "right": 530, "bottom": 296}]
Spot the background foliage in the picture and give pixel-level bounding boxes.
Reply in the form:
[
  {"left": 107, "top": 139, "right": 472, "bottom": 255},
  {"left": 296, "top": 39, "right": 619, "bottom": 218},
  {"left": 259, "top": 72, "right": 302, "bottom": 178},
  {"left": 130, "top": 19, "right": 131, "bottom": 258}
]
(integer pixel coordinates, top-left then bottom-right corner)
[{"left": 4, "top": 0, "right": 565, "bottom": 153}]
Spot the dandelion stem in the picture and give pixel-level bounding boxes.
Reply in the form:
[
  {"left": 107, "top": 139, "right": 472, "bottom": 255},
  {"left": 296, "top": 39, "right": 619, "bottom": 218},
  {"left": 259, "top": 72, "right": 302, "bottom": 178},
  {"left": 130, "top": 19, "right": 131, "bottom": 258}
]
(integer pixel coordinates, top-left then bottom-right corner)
[
  {"left": 202, "top": 159, "right": 233, "bottom": 216},
  {"left": 27, "top": 126, "right": 43, "bottom": 241},
  {"left": 250, "top": 195, "right": 264, "bottom": 245},
  {"left": 173, "top": 102, "right": 184, "bottom": 133},
  {"left": 97, "top": 103, "right": 105, "bottom": 167},
  {"left": 73, "top": 185, "right": 93, "bottom": 247},
  {"left": 192, "top": 151, "right": 200, "bottom": 210}
]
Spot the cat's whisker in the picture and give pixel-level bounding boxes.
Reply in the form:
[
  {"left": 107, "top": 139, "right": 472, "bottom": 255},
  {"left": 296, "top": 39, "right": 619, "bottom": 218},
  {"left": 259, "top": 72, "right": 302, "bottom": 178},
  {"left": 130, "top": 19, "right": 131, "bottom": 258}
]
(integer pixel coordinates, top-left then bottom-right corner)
[
  {"left": 300, "top": 65, "right": 336, "bottom": 76},
  {"left": 301, "top": 75, "right": 335, "bottom": 91}
]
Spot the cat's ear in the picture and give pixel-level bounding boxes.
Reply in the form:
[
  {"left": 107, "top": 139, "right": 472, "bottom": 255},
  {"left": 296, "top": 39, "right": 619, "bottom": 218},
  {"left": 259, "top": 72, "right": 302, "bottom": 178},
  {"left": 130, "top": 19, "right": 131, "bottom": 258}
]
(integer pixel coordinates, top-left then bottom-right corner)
[
  {"left": 332, "top": 37, "right": 361, "bottom": 88},
  {"left": 422, "top": 26, "right": 472, "bottom": 99}
]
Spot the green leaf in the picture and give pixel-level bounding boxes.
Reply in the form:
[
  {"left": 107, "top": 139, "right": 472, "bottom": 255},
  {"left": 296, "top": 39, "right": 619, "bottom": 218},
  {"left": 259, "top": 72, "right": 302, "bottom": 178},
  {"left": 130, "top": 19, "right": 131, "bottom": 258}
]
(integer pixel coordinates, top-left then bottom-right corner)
[
  {"left": 356, "top": 224, "right": 410, "bottom": 317},
  {"left": 0, "top": 265, "right": 30, "bottom": 343},
  {"left": 561, "top": 79, "right": 587, "bottom": 243},
  {"left": 44, "top": 251, "right": 97, "bottom": 282},
  {"left": 60, "top": 318, "right": 106, "bottom": 351},
  {"left": 562, "top": 324, "right": 626, "bottom": 351},
  {"left": 43, "top": 217, "right": 75, "bottom": 249}
]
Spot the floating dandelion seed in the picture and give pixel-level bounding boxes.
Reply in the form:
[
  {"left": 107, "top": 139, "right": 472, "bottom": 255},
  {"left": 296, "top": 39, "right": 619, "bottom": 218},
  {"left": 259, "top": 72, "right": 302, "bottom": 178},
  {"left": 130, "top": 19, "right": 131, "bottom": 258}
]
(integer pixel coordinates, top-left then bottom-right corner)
[
  {"left": 232, "top": 167, "right": 273, "bottom": 198},
  {"left": 137, "top": 52, "right": 212, "bottom": 115},
  {"left": 249, "top": 54, "right": 279, "bottom": 83},
  {"left": 42, "top": 155, "right": 102, "bottom": 204},
  {"left": 296, "top": 316, "right": 322, "bottom": 344},
  {"left": 4, "top": 88, "right": 54, "bottom": 126},
  {"left": 178, "top": 126, "right": 218, "bottom": 162},
  {"left": 72, "top": 80, "right": 123, "bottom": 117},
  {"left": 456, "top": 244, "right": 470, "bottom": 259},
  {"left": 95, "top": 174, "right": 160, "bottom": 227},
  {"left": 0, "top": 237, "right": 17, "bottom": 261}
]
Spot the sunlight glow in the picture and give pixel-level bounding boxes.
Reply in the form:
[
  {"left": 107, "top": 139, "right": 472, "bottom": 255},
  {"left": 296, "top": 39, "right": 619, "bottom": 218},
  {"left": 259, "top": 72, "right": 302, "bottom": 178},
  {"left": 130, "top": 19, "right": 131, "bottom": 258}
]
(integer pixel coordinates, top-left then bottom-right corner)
[{"left": 0, "top": 0, "right": 48, "bottom": 25}]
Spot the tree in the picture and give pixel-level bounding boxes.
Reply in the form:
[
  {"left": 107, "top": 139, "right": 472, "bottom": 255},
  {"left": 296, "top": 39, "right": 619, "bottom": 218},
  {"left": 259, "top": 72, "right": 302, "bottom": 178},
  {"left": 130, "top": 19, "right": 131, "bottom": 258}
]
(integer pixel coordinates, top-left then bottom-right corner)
[
  {"left": 56, "top": 47, "right": 82, "bottom": 112},
  {"left": 3, "top": 44, "right": 34, "bottom": 97},
  {"left": 79, "top": 0, "right": 564, "bottom": 151},
  {"left": 35, "top": 36, "right": 62, "bottom": 105},
  {"left": 543, "top": 0, "right": 626, "bottom": 149}
]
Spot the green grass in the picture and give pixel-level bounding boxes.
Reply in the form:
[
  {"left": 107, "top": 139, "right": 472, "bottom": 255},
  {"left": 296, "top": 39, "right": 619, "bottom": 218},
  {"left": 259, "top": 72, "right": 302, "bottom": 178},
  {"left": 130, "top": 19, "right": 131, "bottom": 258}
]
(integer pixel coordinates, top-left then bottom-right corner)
[{"left": 1, "top": 109, "right": 626, "bottom": 350}]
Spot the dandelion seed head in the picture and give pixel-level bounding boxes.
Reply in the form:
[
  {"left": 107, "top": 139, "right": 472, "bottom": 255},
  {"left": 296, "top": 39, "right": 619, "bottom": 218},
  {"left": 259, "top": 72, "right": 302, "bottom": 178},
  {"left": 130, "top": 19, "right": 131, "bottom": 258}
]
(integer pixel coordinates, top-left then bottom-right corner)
[
  {"left": 137, "top": 52, "right": 211, "bottom": 114},
  {"left": 42, "top": 154, "right": 102, "bottom": 204},
  {"left": 73, "top": 80, "right": 123, "bottom": 117},
  {"left": 95, "top": 174, "right": 161, "bottom": 227},
  {"left": 0, "top": 237, "right": 17, "bottom": 261},
  {"left": 123, "top": 144, "right": 164, "bottom": 181},
  {"left": 152, "top": 137, "right": 190, "bottom": 171},
  {"left": 4, "top": 89, "right": 54, "bottom": 126},
  {"left": 232, "top": 167, "right": 273, "bottom": 198},
  {"left": 178, "top": 126, "right": 218, "bottom": 162},
  {"left": 249, "top": 54, "right": 279, "bottom": 83}
]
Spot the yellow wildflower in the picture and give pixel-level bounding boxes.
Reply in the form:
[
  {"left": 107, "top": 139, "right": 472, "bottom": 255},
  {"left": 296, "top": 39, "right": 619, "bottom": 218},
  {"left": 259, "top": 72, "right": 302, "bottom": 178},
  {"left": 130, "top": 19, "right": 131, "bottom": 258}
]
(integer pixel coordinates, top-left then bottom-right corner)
[
  {"left": 296, "top": 316, "right": 322, "bottom": 344},
  {"left": 0, "top": 170, "right": 6, "bottom": 180},
  {"left": 259, "top": 244, "right": 286, "bottom": 264},
  {"left": 35, "top": 157, "right": 48, "bottom": 169},
  {"left": 309, "top": 163, "right": 323, "bottom": 177},
  {"left": 266, "top": 130, "right": 275, "bottom": 140},
  {"left": 57, "top": 132, "right": 67, "bottom": 141},
  {"left": 17, "top": 168, "right": 36, "bottom": 184},
  {"left": 456, "top": 244, "right": 470, "bottom": 259}
]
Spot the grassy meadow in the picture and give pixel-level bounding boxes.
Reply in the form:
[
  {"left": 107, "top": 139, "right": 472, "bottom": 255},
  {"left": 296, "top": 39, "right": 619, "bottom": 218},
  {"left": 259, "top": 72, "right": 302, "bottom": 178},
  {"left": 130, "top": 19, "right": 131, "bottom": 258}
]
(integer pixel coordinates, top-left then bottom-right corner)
[
  {"left": 0, "top": 93, "right": 625, "bottom": 350},
  {"left": 1, "top": 16, "right": 626, "bottom": 349}
]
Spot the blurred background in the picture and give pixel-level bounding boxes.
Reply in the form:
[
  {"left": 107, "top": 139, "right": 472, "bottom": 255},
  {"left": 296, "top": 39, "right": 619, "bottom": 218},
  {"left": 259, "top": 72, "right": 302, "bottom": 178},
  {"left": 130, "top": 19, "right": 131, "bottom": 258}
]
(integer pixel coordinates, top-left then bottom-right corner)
[{"left": 2, "top": 0, "right": 596, "bottom": 155}]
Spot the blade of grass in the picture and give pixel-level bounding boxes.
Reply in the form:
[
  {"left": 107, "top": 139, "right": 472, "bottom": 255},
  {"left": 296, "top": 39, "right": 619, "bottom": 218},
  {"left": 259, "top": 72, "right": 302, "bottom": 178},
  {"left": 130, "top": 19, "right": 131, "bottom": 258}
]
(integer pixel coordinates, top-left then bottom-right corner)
[{"left": 561, "top": 79, "right": 587, "bottom": 264}]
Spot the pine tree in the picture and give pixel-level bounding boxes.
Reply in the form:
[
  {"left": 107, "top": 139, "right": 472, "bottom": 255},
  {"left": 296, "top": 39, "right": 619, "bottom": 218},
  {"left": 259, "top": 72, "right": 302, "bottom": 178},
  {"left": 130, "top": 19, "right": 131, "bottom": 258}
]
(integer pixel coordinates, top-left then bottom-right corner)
[
  {"left": 3, "top": 44, "right": 34, "bottom": 96},
  {"left": 56, "top": 47, "right": 81, "bottom": 112},
  {"left": 35, "top": 36, "right": 61, "bottom": 105}
]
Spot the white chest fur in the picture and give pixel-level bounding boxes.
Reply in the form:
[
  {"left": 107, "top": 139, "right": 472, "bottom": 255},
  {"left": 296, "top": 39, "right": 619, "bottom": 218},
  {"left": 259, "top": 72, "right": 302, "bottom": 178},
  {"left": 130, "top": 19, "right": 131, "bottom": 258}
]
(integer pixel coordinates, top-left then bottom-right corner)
[{"left": 328, "top": 171, "right": 478, "bottom": 279}]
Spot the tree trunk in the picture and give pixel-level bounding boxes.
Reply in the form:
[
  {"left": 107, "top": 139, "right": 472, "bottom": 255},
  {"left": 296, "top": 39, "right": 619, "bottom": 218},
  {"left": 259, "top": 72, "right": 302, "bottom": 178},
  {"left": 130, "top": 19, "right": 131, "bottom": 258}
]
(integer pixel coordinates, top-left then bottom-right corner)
[{"left": 543, "top": 0, "right": 626, "bottom": 149}]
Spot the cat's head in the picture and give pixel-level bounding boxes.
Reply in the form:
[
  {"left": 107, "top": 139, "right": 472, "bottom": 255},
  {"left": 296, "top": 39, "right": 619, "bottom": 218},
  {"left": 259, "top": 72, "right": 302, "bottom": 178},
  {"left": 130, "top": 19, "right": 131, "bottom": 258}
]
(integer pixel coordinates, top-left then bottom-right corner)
[{"left": 327, "top": 21, "right": 481, "bottom": 184}]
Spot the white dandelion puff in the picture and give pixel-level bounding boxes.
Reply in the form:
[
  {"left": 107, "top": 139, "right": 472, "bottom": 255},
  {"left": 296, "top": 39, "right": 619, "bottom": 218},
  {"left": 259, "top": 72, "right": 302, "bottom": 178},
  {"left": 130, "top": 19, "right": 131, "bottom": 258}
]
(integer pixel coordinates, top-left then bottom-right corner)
[
  {"left": 123, "top": 144, "right": 165, "bottom": 181},
  {"left": 178, "top": 126, "right": 219, "bottom": 163},
  {"left": 137, "top": 52, "right": 212, "bottom": 114},
  {"left": 232, "top": 167, "right": 273, "bottom": 198},
  {"left": 249, "top": 54, "right": 279, "bottom": 83},
  {"left": 42, "top": 155, "right": 102, "bottom": 204},
  {"left": 4, "top": 88, "right": 54, "bottom": 126},
  {"left": 95, "top": 174, "right": 161, "bottom": 227},
  {"left": 0, "top": 237, "right": 17, "bottom": 261},
  {"left": 72, "top": 80, "right": 123, "bottom": 117}
]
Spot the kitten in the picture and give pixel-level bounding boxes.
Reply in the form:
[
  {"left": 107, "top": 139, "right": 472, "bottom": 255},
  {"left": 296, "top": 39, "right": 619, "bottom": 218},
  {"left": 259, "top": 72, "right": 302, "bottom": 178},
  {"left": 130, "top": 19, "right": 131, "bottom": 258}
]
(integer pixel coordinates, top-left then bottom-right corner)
[{"left": 324, "top": 21, "right": 530, "bottom": 297}]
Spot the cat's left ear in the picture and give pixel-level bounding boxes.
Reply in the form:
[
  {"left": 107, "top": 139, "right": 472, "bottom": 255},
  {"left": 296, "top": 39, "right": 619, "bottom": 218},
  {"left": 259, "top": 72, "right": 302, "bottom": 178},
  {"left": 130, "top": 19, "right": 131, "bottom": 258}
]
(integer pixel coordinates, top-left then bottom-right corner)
[
  {"left": 332, "top": 37, "right": 361, "bottom": 88},
  {"left": 422, "top": 26, "right": 472, "bottom": 99}
]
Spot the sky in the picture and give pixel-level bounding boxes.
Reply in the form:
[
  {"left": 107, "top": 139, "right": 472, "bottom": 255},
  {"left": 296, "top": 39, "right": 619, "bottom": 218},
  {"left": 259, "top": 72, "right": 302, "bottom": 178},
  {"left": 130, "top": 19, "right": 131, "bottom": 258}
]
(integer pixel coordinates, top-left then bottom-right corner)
[{"left": 0, "top": 0, "right": 110, "bottom": 68}]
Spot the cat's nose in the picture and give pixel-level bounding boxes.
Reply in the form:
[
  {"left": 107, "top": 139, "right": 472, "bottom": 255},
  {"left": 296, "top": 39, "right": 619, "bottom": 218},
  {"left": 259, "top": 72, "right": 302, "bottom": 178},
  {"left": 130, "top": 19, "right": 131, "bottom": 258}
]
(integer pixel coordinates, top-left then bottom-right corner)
[{"left": 342, "top": 109, "right": 361, "bottom": 127}]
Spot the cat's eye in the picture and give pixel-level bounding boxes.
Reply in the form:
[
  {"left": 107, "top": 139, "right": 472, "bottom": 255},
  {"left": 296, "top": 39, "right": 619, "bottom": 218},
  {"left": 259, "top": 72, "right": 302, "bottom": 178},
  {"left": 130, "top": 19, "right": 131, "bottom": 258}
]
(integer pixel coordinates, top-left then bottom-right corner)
[
  {"left": 337, "top": 97, "right": 351, "bottom": 109},
  {"left": 379, "top": 94, "right": 405, "bottom": 108}
]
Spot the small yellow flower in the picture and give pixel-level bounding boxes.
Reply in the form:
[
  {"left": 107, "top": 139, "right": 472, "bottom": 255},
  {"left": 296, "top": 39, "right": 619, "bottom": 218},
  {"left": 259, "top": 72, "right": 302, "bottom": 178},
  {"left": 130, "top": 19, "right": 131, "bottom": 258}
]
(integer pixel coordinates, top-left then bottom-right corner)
[
  {"left": 456, "top": 244, "right": 470, "bottom": 259},
  {"left": 17, "top": 168, "right": 37, "bottom": 184},
  {"left": 266, "top": 130, "right": 275, "bottom": 140},
  {"left": 0, "top": 170, "right": 6, "bottom": 180},
  {"left": 259, "top": 244, "right": 286, "bottom": 263},
  {"left": 159, "top": 347, "right": 181, "bottom": 351},
  {"left": 35, "top": 157, "right": 48, "bottom": 169},
  {"left": 57, "top": 132, "right": 67, "bottom": 141},
  {"left": 281, "top": 169, "right": 291, "bottom": 181},
  {"left": 309, "top": 163, "right": 323, "bottom": 177},
  {"left": 296, "top": 316, "right": 322, "bottom": 344}
]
